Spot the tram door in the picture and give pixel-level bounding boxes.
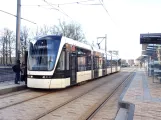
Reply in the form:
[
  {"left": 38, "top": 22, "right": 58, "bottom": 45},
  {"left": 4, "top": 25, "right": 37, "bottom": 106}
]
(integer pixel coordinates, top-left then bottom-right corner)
[
  {"left": 102, "top": 58, "right": 107, "bottom": 75},
  {"left": 70, "top": 53, "right": 77, "bottom": 84},
  {"left": 94, "top": 57, "right": 99, "bottom": 78},
  {"left": 24, "top": 51, "right": 28, "bottom": 84}
]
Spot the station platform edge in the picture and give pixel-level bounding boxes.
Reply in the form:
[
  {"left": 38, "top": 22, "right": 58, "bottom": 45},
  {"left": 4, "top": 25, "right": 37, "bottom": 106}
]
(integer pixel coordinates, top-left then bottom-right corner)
[{"left": 116, "top": 68, "right": 161, "bottom": 120}]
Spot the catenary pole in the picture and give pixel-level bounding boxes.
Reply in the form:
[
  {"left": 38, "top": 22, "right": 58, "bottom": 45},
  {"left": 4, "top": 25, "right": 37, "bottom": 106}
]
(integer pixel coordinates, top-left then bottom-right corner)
[
  {"left": 105, "top": 34, "right": 107, "bottom": 74},
  {"left": 16, "top": 0, "right": 21, "bottom": 63}
]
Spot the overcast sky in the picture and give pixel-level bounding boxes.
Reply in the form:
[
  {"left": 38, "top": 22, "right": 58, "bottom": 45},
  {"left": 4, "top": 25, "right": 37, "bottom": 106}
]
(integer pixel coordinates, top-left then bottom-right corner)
[{"left": 1, "top": 0, "right": 161, "bottom": 60}]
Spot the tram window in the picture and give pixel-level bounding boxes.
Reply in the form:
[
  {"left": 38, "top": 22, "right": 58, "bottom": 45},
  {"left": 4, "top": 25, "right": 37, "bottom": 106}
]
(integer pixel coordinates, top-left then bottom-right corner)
[
  {"left": 102, "top": 58, "right": 105, "bottom": 69},
  {"left": 118, "top": 59, "right": 121, "bottom": 66},
  {"left": 99, "top": 57, "right": 102, "bottom": 69},
  {"left": 94, "top": 57, "right": 99, "bottom": 69},
  {"left": 77, "top": 47, "right": 91, "bottom": 71},
  {"left": 66, "top": 51, "right": 69, "bottom": 70},
  {"left": 57, "top": 51, "right": 65, "bottom": 70},
  {"left": 78, "top": 56, "right": 86, "bottom": 71},
  {"left": 106, "top": 60, "right": 110, "bottom": 68},
  {"left": 112, "top": 60, "right": 117, "bottom": 66},
  {"left": 86, "top": 56, "right": 91, "bottom": 70}
]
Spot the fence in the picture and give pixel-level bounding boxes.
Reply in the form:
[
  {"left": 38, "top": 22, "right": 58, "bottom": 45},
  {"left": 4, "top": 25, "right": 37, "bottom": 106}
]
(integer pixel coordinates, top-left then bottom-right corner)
[{"left": 0, "top": 56, "right": 26, "bottom": 83}]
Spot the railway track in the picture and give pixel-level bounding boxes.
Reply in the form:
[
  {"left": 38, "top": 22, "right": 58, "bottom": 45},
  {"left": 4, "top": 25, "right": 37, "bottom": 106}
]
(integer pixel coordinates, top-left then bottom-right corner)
[
  {"left": 0, "top": 71, "right": 123, "bottom": 111},
  {"left": 0, "top": 89, "right": 56, "bottom": 110},
  {"left": 34, "top": 69, "right": 136, "bottom": 120},
  {"left": 86, "top": 70, "right": 135, "bottom": 120},
  {"left": 0, "top": 89, "right": 30, "bottom": 99},
  {"left": 0, "top": 68, "right": 135, "bottom": 120}
]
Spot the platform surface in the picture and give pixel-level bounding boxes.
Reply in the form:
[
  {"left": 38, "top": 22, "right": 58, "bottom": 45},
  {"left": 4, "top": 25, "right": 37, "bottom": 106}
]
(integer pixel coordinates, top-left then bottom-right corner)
[
  {"left": 122, "top": 68, "right": 161, "bottom": 120},
  {"left": 0, "top": 81, "right": 26, "bottom": 95}
]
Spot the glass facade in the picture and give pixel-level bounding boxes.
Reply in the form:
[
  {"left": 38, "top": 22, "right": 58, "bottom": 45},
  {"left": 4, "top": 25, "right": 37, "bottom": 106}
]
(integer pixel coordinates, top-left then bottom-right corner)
[{"left": 143, "top": 44, "right": 161, "bottom": 82}]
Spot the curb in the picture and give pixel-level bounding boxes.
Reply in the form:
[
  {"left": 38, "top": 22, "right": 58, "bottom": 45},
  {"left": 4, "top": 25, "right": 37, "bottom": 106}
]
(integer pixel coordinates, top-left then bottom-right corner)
[
  {"left": 0, "top": 85, "right": 27, "bottom": 95},
  {"left": 115, "top": 72, "right": 136, "bottom": 120}
]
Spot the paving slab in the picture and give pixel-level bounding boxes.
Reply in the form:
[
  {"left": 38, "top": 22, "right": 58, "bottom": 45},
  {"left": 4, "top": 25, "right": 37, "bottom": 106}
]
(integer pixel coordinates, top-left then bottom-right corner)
[
  {"left": 0, "top": 81, "right": 26, "bottom": 95},
  {"left": 118, "top": 68, "right": 161, "bottom": 120}
]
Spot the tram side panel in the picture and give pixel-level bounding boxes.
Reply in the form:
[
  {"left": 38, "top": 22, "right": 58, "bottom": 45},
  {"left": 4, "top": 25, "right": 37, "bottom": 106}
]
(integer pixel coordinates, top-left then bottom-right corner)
[
  {"left": 49, "top": 44, "right": 85, "bottom": 88},
  {"left": 76, "top": 47, "right": 92, "bottom": 83},
  {"left": 106, "top": 55, "right": 112, "bottom": 74},
  {"left": 117, "top": 59, "right": 121, "bottom": 72},
  {"left": 111, "top": 57, "right": 121, "bottom": 73},
  {"left": 27, "top": 36, "right": 120, "bottom": 89},
  {"left": 93, "top": 51, "right": 109, "bottom": 78}
]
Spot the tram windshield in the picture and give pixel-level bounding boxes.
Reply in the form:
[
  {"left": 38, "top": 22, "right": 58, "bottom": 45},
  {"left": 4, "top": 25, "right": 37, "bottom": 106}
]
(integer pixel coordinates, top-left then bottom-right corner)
[{"left": 28, "top": 36, "right": 61, "bottom": 71}]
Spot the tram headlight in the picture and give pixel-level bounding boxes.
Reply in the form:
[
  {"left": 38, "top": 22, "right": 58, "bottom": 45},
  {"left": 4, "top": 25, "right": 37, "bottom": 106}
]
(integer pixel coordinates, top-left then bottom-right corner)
[
  {"left": 48, "top": 76, "right": 52, "bottom": 78},
  {"left": 42, "top": 76, "right": 52, "bottom": 79},
  {"left": 28, "top": 75, "right": 33, "bottom": 78},
  {"left": 46, "top": 76, "right": 52, "bottom": 79}
]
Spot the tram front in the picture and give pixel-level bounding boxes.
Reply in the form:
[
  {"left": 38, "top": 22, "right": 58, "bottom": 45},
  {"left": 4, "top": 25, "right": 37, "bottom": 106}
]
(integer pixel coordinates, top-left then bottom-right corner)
[{"left": 27, "top": 35, "right": 62, "bottom": 88}]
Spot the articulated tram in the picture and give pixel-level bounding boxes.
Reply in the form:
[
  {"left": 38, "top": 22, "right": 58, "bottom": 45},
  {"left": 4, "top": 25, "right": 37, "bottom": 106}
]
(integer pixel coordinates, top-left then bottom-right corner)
[{"left": 27, "top": 35, "right": 121, "bottom": 89}]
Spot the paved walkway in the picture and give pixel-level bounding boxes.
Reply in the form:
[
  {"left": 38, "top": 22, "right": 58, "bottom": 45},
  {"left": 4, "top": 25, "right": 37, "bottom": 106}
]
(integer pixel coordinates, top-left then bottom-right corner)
[
  {"left": 0, "top": 81, "right": 25, "bottom": 87},
  {"left": 122, "top": 68, "right": 161, "bottom": 120},
  {"left": 0, "top": 81, "right": 26, "bottom": 95}
]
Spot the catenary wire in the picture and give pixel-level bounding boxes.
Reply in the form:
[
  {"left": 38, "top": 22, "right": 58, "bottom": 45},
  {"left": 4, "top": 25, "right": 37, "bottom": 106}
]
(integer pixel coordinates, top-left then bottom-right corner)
[{"left": 0, "top": 9, "right": 36, "bottom": 24}]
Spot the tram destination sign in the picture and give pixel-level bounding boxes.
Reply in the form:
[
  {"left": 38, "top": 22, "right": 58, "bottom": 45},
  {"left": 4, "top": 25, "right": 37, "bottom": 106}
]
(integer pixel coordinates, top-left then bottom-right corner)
[{"left": 140, "top": 33, "right": 161, "bottom": 44}]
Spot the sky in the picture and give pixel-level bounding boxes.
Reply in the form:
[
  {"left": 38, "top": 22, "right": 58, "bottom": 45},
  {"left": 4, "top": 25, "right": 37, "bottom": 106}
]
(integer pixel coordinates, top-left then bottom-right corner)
[{"left": 0, "top": 0, "right": 161, "bottom": 60}]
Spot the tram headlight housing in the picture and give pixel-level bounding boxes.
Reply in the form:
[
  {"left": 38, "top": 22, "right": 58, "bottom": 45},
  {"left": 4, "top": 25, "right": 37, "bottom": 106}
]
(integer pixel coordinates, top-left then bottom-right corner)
[
  {"left": 47, "top": 76, "right": 52, "bottom": 78},
  {"left": 43, "top": 76, "right": 52, "bottom": 79},
  {"left": 28, "top": 75, "right": 33, "bottom": 78}
]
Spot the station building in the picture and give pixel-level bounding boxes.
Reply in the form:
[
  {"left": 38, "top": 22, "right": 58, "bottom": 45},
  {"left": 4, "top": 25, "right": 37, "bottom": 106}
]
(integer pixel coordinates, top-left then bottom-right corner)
[{"left": 140, "top": 33, "right": 161, "bottom": 82}]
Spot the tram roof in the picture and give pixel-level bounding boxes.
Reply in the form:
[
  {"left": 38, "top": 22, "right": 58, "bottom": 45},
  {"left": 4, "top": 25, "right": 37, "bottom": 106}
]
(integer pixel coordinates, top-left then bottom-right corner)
[
  {"left": 63, "top": 36, "right": 92, "bottom": 50},
  {"left": 37, "top": 35, "right": 119, "bottom": 57}
]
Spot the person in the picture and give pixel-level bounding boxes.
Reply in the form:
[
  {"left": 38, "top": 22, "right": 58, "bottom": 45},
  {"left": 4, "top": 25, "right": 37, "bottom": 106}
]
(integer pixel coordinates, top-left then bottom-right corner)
[
  {"left": 20, "top": 62, "right": 25, "bottom": 82},
  {"left": 140, "top": 62, "right": 142, "bottom": 68},
  {"left": 23, "top": 61, "right": 27, "bottom": 84},
  {"left": 12, "top": 60, "right": 22, "bottom": 84}
]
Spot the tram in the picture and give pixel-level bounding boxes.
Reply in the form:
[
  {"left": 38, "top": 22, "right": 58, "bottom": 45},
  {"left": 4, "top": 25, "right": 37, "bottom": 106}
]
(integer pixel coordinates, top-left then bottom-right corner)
[{"left": 27, "top": 35, "right": 121, "bottom": 89}]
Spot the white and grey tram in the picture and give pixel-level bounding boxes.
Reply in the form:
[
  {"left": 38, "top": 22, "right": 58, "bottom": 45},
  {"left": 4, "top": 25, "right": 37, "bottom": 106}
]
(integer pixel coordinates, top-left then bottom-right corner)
[{"left": 27, "top": 35, "right": 121, "bottom": 89}]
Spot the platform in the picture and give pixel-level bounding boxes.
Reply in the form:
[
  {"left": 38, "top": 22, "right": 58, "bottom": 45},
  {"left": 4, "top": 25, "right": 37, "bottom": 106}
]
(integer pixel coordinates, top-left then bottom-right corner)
[
  {"left": 0, "top": 81, "right": 27, "bottom": 95},
  {"left": 117, "top": 68, "right": 161, "bottom": 120}
]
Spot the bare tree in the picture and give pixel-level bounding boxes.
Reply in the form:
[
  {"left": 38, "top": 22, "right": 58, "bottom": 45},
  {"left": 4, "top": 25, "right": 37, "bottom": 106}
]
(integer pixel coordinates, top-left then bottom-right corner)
[
  {"left": 0, "top": 37, "right": 5, "bottom": 64},
  {"left": 0, "top": 28, "right": 14, "bottom": 65},
  {"left": 50, "top": 20, "right": 86, "bottom": 43},
  {"left": 32, "top": 20, "right": 87, "bottom": 44},
  {"left": 5, "top": 34, "right": 8, "bottom": 64},
  {"left": 0, "top": 36, "right": 6, "bottom": 64},
  {"left": 0, "top": 50, "right": 2, "bottom": 64},
  {"left": 20, "top": 26, "right": 30, "bottom": 58},
  {"left": 6, "top": 29, "right": 15, "bottom": 64},
  {"left": 31, "top": 25, "right": 50, "bottom": 42},
  {"left": 40, "top": 25, "right": 50, "bottom": 36}
]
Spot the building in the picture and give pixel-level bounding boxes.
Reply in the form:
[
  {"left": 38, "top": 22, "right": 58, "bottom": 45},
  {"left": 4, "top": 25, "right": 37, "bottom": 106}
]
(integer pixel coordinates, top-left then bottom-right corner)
[
  {"left": 121, "top": 59, "right": 126, "bottom": 64},
  {"left": 128, "top": 59, "right": 135, "bottom": 66}
]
